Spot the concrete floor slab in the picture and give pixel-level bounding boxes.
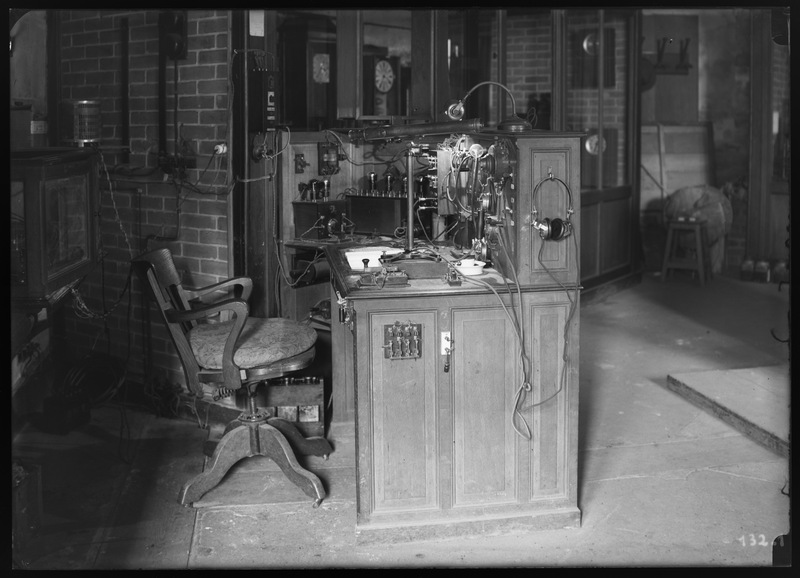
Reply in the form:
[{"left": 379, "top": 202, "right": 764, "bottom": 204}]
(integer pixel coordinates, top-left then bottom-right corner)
[
  {"left": 12, "top": 274, "right": 792, "bottom": 568},
  {"left": 667, "top": 365, "right": 790, "bottom": 457}
]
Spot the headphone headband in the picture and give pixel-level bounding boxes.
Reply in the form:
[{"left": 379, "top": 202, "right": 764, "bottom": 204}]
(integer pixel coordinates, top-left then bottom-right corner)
[
  {"left": 531, "top": 173, "right": 574, "bottom": 241},
  {"left": 531, "top": 174, "right": 574, "bottom": 217}
]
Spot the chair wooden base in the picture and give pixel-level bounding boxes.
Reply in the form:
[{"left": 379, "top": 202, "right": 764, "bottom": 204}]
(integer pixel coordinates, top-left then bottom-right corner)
[{"left": 180, "top": 414, "right": 331, "bottom": 508}]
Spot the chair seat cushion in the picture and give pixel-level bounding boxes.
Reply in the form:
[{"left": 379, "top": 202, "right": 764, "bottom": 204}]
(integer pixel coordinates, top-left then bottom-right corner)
[{"left": 189, "top": 317, "right": 317, "bottom": 370}]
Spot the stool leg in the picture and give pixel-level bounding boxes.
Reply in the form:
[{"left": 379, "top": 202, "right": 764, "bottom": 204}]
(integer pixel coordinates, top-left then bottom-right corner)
[
  {"left": 703, "top": 227, "right": 713, "bottom": 281},
  {"left": 695, "top": 226, "right": 706, "bottom": 286},
  {"left": 661, "top": 225, "right": 675, "bottom": 281}
]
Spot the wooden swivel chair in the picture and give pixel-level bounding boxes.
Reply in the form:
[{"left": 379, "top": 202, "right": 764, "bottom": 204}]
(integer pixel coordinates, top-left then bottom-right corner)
[{"left": 131, "top": 248, "right": 332, "bottom": 507}]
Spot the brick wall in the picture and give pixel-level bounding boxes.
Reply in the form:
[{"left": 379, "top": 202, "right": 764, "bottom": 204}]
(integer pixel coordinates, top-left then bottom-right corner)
[
  {"left": 565, "top": 12, "right": 629, "bottom": 188},
  {"left": 506, "top": 11, "right": 552, "bottom": 128},
  {"left": 56, "top": 9, "right": 231, "bottom": 392}
]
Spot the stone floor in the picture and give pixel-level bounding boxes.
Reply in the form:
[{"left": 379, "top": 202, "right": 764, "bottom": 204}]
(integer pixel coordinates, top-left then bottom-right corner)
[{"left": 11, "top": 272, "right": 791, "bottom": 568}]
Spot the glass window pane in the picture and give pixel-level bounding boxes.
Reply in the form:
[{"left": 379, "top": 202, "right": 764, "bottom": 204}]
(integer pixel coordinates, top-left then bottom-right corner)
[
  {"left": 45, "top": 174, "right": 89, "bottom": 277},
  {"left": 602, "top": 10, "right": 631, "bottom": 188},
  {"left": 362, "top": 10, "right": 412, "bottom": 119},
  {"left": 566, "top": 9, "right": 631, "bottom": 190},
  {"left": 506, "top": 9, "right": 553, "bottom": 129},
  {"left": 277, "top": 10, "right": 337, "bottom": 131}
]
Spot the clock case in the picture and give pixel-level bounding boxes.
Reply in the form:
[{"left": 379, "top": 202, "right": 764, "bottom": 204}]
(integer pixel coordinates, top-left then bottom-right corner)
[
  {"left": 362, "top": 53, "right": 406, "bottom": 118},
  {"left": 278, "top": 14, "right": 337, "bottom": 131}
]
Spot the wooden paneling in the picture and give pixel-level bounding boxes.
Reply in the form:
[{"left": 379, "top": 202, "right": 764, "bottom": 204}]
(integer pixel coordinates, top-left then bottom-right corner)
[
  {"left": 768, "top": 188, "right": 790, "bottom": 261},
  {"left": 342, "top": 289, "right": 580, "bottom": 540},
  {"left": 527, "top": 294, "right": 576, "bottom": 499},
  {"left": 363, "top": 310, "right": 439, "bottom": 515},
  {"left": 580, "top": 201, "right": 600, "bottom": 279},
  {"left": 330, "top": 284, "right": 355, "bottom": 424},
  {"left": 452, "top": 306, "right": 518, "bottom": 507},
  {"left": 601, "top": 195, "right": 632, "bottom": 272},
  {"left": 515, "top": 135, "right": 582, "bottom": 286}
]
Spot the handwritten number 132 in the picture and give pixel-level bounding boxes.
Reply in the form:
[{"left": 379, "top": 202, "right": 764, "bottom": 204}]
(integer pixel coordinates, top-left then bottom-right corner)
[{"left": 738, "top": 534, "right": 771, "bottom": 546}]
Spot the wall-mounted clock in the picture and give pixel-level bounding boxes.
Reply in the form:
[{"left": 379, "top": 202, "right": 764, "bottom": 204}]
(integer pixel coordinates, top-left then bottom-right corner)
[
  {"left": 374, "top": 59, "right": 395, "bottom": 93},
  {"left": 312, "top": 53, "right": 330, "bottom": 84},
  {"left": 584, "top": 133, "right": 607, "bottom": 155}
]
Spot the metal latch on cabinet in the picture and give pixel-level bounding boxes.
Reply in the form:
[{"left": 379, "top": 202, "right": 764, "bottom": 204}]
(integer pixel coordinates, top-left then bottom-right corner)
[
  {"left": 442, "top": 332, "right": 454, "bottom": 373},
  {"left": 336, "top": 290, "right": 353, "bottom": 329}
]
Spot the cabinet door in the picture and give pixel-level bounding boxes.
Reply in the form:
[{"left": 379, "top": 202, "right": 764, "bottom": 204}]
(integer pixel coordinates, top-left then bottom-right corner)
[
  {"left": 451, "top": 305, "right": 520, "bottom": 506},
  {"left": 515, "top": 135, "right": 581, "bottom": 287},
  {"left": 358, "top": 310, "right": 439, "bottom": 518},
  {"left": 525, "top": 290, "right": 579, "bottom": 501}
]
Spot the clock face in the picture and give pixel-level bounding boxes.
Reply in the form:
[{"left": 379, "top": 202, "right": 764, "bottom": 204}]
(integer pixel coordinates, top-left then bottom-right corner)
[
  {"left": 374, "top": 59, "right": 395, "bottom": 93},
  {"left": 312, "top": 53, "right": 330, "bottom": 84},
  {"left": 584, "top": 133, "right": 607, "bottom": 155}
]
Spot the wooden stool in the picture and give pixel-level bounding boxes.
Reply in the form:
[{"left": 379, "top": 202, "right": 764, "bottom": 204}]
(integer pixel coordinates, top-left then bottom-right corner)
[{"left": 661, "top": 219, "right": 712, "bottom": 286}]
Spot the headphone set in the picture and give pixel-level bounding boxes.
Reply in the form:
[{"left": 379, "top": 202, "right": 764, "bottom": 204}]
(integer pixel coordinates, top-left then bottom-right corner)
[{"left": 531, "top": 172, "right": 574, "bottom": 241}]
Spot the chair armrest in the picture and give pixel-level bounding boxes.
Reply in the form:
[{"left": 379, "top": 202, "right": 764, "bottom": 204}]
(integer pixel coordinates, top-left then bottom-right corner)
[
  {"left": 166, "top": 299, "right": 249, "bottom": 389},
  {"left": 184, "top": 276, "right": 253, "bottom": 302}
]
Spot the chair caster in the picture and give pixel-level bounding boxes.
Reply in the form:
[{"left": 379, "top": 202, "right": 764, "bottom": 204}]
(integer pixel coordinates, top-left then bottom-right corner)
[{"left": 312, "top": 498, "right": 323, "bottom": 509}]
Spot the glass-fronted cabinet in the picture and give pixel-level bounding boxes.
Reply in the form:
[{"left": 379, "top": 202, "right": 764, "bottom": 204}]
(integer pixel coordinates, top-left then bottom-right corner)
[
  {"left": 444, "top": 8, "right": 640, "bottom": 289},
  {"left": 564, "top": 9, "right": 638, "bottom": 288},
  {"left": 271, "top": 8, "right": 640, "bottom": 291},
  {"left": 10, "top": 147, "right": 98, "bottom": 302},
  {"left": 277, "top": 10, "right": 337, "bottom": 132}
]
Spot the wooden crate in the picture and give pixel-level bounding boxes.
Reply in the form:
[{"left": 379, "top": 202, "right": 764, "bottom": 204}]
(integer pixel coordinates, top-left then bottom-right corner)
[
  {"left": 640, "top": 122, "right": 715, "bottom": 214},
  {"left": 262, "top": 377, "right": 325, "bottom": 438},
  {"left": 182, "top": 377, "right": 326, "bottom": 439}
]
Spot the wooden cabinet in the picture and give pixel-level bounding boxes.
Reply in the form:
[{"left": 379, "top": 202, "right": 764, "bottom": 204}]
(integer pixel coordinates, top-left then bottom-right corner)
[
  {"left": 330, "top": 278, "right": 580, "bottom": 543},
  {"left": 326, "top": 130, "right": 582, "bottom": 542}
]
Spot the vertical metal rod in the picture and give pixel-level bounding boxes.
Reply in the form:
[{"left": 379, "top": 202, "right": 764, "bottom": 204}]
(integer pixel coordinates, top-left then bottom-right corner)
[
  {"left": 406, "top": 147, "right": 415, "bottom": 252},
  {"left": 121, "top": 17, "right": 130, "bottom": 164},
  {"left": 497, "top": 10, "right": 507, "bottom": 122}
]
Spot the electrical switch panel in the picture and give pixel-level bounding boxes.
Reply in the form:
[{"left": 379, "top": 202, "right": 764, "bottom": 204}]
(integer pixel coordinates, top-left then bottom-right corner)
[{"left": 382, "top": 321, "right": 422, "bottom": 360}]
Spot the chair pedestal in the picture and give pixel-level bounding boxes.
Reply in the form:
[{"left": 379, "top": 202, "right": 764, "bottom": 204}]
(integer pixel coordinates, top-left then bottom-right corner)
[{"left": 180, "top": 388, "right": 332, "bottom": 507}]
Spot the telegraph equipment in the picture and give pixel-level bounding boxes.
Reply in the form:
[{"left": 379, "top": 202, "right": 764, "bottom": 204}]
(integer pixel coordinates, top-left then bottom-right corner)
[
  {"left": 429, "top": 131, "right": 580, "bottom": 286},
  {"left": 292, "top": 199, "right": 347, "bottom": 240},
  {"left": 248, "top": 51, "right": 280, "bottom": 133},
  {"left": 318, "top": 142, "right": 340, "bottom": 176}
]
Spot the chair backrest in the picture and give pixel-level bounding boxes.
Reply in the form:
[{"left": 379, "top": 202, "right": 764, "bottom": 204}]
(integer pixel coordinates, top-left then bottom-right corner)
[{"left": 131, "top": 248, "right": 204, "bottom": 396}]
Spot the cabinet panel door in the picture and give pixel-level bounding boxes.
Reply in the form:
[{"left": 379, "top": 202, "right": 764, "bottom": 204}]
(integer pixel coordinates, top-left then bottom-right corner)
[
  {"left": 366, "top": 311, "right": 439, "bottom": 513},
  {"left": 451, "top": 305, "right": 518, "bottom": 506},
  {"left": 526, "top": 294, "right": 578, "bottom": 500},
  {"left": 514, "top": 136, "right": 581, "bottom": 287}
]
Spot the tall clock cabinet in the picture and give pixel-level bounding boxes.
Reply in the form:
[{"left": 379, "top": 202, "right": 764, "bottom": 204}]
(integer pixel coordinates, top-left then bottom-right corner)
[
  {"left": 362, "top": 53, "right": 402, "bottom": 117},
  {"left": 277, "top": 14, "right": 337, "bottom": 131}
]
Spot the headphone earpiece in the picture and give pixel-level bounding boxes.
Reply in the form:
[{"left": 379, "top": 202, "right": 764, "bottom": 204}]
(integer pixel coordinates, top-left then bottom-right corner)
[{"left": 534, "top": 216, "right": 572, "bottom": 241}]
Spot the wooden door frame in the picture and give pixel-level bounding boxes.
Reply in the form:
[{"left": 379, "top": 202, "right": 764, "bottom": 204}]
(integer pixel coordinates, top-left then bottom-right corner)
[{"left": 748, "top": 9, "right": 774, "bottom": 260}]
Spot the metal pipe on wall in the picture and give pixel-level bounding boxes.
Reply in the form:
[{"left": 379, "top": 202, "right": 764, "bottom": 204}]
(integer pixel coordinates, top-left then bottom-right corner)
[
  {"left": 406, "top": 147, "right": 415, "bottom": 252},
  {"left": 121, "top": 17, "right": 129, "bottom": 164},
  {"left": 359, "top": 119, "right": 483, "bottom": 142}
]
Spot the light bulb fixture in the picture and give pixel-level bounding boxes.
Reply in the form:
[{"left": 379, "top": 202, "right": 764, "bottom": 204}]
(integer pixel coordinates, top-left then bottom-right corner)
[
  {"left": 446, "top": 100, "right": 466, "bottom": 121},
  {"left": 444, "top": 81, "right": 532, "bottom": 132}
]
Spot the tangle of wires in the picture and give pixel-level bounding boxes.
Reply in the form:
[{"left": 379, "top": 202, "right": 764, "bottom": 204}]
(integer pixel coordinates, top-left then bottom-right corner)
[{"left": 457, "top": 173, "right": 580, "bottom": 441}]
